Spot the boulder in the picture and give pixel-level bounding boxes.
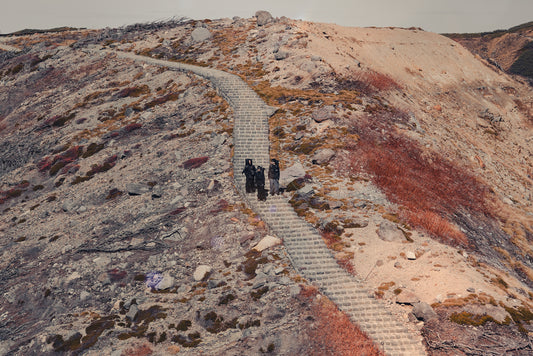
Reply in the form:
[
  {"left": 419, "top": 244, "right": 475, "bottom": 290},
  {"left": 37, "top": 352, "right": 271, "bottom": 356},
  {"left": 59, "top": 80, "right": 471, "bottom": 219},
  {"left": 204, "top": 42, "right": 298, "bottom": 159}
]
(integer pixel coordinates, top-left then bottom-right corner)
[
  {"left": 312, "top": 148, "right": 335, "bottom": 164},
  {"left": 406, "top": 251, "right": 417, "bottom": 260},
  {"left": 412, "top": 302, "right": 438, "bottom": 321},
  {"left": 462, "top": 304, "right": 511, "bottom": 324},
  {"left": 280, "top": 162, "right": 306, "bottom": 186},
  {"left": 191, "top": 27, "right": 212, "bottom": 43},
  {"left": 274, "top": 51, "right": 289, "bottom": 60},
  {"left": 193, "top": 265, "right": 212, "bottom": 281},
  {"left": 255, "top": 10, "right": 274, "bottom": 26},
  {"left": 126, "top": 304, "right": 139, "bottom": 321},
  {"left": 297, "top": 185, "right": 314, "bottom": 196},
  {"left": 312, "top": 105, "right": 335, "bottom": 123},
  {"left": 253, "top": 235, "right": 282, "bottom": 252},
  {"left": 61, "top": 200, "right": 78, "bottom": 212},
  {"left": 155, "top": 273, "right": 175, "bottom": 290},
  {"left": 377, "top": 220, "right": 404, "bottom": 242},
  {"left": 395, "top": 290, "right": 420, "bottom": 305},
  {"left": 127, "top": 183, "right": 150, "bottom": 196}
]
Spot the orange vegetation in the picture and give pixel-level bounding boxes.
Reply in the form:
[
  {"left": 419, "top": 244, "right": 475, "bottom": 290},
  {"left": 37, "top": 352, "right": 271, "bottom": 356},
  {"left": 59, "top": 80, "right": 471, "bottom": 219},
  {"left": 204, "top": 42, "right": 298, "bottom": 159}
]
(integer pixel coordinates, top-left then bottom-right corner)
[
  {"left": 301, "top": 286, "right": 383, "bottom": 356},
  {"left": 347, "top": 132, "right": 493, "bottom": 246}
]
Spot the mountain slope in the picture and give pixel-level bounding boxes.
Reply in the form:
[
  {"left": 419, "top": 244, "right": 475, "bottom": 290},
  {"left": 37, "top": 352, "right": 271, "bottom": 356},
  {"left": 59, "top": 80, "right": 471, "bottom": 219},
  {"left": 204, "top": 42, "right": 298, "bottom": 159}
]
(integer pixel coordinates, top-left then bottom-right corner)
[
  {"left": 1, "top": 14, "right": 533, "bottom": 355},
  {"left": 446, "top": 21, "right": 533, "bottom": 80}
]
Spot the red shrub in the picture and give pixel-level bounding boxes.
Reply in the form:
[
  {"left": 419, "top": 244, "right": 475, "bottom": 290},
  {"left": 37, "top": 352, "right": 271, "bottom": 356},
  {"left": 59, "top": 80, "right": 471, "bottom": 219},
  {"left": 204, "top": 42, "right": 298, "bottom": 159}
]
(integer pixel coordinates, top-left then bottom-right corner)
[
  {"left": 122, "top": 123, "right": 142, "bottom": 133},
  {"left": 144, "top": 92, "right": 181, "bottom": 110},
  {"left": 86, "top": 155, "right": 117, "bottom": 176},
  {"left": 337, "top": 257, "right": 356, "bottom": 276},
  {"left": 117, "top": 85, "right": 150, "bottom": 98},
  {"left": 170, "top": 207, "right": 187, "bottom": 215},
  {"left": 48, "top": 146, "right": 83, "bottom": 176},
  {"left": 346, "top": 132, "right": 491, "bottom": 246},
  {"left": 0, "top": 181, "right": 29, "bottom": 205},
  {"left": 107, "top": 268, "right": 127, "bottom": 282},
  {"left": 305, "top": 297, "right": 384, "bottom": 356},
  {"left": 37, "top": 157, "right": 52, "bottom": 172},
  {"left": 182, "top": 156, "right": 208, "bottom": 170}
]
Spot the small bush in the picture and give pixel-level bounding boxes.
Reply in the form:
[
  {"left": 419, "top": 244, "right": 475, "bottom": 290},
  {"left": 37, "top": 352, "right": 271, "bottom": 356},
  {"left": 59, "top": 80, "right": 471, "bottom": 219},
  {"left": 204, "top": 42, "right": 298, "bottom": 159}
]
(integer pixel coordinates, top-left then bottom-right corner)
[
  {"left": 169, "top": 207, "right": 187, "bottom": 215},
  {"left": 176, "top": 320, "right": 192, "bottom": 331},
  {"left": 182, "top": 156, "right": 209, "bottom": 170},
  {"left": 106, "top": 188, "right": 122, "bottom": 200},
  {"left": 251, "top": 286, "right": 269, "bottom": 301},
  {"left": 450, "top": 312, "right": 497, "bottom": 326},
  {"left": 121, "top": 123, "right": 142, "bottom": 133},
  {"left": 304, "top": 297, "right": 384, "bottom": 355},
  {"left": 82, "top": 143, "right": 105, "bottom": 158},
  {"left": 144, "top": 92, "right": 181, "bottom": 110},
  {"left": 117, "top": 85, "right": 150, "bottom": 98},
  {"left": 86, "top": 155, "right": 117, "bottom": 176},
  {"left": 52, "top": 112, "right": 76, "bottom": 127}
]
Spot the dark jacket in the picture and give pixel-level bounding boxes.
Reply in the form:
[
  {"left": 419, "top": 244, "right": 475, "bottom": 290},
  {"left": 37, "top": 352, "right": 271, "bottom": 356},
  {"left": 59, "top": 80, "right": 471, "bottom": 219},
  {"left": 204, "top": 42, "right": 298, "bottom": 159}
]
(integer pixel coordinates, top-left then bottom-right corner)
[
  {"left": 255, "top": 166, "right": 265, "bottom": 187},
  {"left": 268, "top": 160, "right": 280, "bottom": 180},
  {"left": 242, "top": 159, "right": 255, "bottom": 179}
]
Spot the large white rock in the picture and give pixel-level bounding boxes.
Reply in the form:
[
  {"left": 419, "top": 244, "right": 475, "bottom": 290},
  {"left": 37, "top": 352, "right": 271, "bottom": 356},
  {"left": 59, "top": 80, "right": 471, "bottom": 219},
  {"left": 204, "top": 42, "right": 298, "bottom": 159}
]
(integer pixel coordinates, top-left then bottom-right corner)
[
  {"left": 280, "top": 162, "right": 306, "bottom": 187},
  {"left": 377, "top": 220, "right": 404, "bottom": 242},
  {"left": 253, "top": 235, "right": 282, "bottom": 252},
  {"left": 193, "top": 265, "right": 212, "bottom": 281},
  {"left": 191, "top": 27, "right": 212, "bottom": 42},
  {"left": 312, "top": 148, "right": 336, "bottom": 164},
  {"left": 155, "top": 273, "right": 175, "bottom": 290}
]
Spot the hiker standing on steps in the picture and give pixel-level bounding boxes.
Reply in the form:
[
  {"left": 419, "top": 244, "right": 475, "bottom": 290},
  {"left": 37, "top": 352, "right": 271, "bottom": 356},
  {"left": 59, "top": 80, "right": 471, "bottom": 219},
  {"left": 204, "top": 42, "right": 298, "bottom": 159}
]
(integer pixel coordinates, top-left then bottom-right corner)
[
  {"left": 255, "top": 166, "right": 267, "bottom": 201},
  {"left": 268, "top": 158, "right": 280, "bottom": 195},
  {"left": 242, "top": 159, "right": 256, "bottom": 193}
]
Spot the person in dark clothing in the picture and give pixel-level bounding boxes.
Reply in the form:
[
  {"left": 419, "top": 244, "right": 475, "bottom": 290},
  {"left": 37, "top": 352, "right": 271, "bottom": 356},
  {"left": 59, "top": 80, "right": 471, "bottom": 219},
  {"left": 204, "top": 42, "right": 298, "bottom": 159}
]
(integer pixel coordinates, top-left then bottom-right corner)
[
  {"left": 242, "top": 159, "right": 256, "bottom": 193},
  {"left": 255, "top": 166, "right": 267, "bottom": 201},
  {"left": 268, "top": 158, "right": 280, "bottom": 195}
]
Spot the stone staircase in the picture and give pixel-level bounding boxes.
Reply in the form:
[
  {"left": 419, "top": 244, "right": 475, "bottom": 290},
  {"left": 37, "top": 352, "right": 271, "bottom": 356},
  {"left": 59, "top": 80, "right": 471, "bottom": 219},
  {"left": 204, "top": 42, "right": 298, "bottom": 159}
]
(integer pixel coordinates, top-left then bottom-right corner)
[{"left": 111, "top": 50, "right": 428, "bottom": 356}]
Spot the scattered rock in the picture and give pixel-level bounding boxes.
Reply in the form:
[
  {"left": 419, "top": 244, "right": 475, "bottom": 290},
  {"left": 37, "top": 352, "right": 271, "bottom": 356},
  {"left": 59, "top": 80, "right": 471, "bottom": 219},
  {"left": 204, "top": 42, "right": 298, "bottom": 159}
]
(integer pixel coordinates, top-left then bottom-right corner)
[
  {"left": 253, "top": 235, "right": 282, "bottom": 252},
  {"left": 280, "top": 162, "right": 306, "bottom": 186},
  {"left": 151, "top": 185, "right": 163, "bottom": 198},
  {"left": 126, "top": 304, "right": 139, "bottom": 321},
  {"left": 155, "top": 273, "right": 175, "bottom": 290},
  {"left": 289, "top": 285, "right": 301, "bottom": 297},
  {"left": 412, "top": 302, "right": 438, "bottom": 321},
  {"left": 191, "top": 27, "right": 212, "bottom": 42},
  {"left": 312, "top": 105, "right": 335, "bottom": 123},
  {"left": 296, "top": 185, "right": 314, "bottom": 196},
  {"left": 311, "top": 148, "right": 335, "bottom": 164},
  {"left": 80, "top": 291, "right": 90, "bottom": 301},
  {"left": 127, "top": 183, "right": 150, "bottom": 196},
  {"left": 396, "top": 290, "right": 420, "bottom": 305},
  {"left": 406, "top": 251, "right": 417, "bottom": 260},
  {"left": 61, "top": 200, "right": 78, "bottom": 212},
  {"left": 193, "top": 265, "right": 212, "bottom": 281},
  {"left": 255, "top": 10, "right": 274, "bottom": 26},
  {"left": 377, "top": 220, "right": 404, "bottom": 242},
  {"left": 274, "top": 51, "right": 289, "bottom": 60}
]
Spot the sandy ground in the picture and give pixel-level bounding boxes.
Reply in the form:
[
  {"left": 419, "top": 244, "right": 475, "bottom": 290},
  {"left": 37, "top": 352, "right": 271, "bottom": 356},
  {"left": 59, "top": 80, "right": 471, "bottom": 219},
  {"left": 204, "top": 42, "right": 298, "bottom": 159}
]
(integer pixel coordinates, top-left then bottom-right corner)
[{"left": 345, "top": 216, "right": 526, "bottom": 308}]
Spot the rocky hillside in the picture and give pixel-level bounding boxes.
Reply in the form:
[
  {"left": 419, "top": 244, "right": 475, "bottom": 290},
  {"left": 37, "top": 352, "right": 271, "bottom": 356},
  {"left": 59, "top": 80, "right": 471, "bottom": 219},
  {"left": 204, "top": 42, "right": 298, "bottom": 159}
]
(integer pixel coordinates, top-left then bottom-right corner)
[
  {"left": 446, "top": 21, "right": 533, "bottom": 81},
  {"left": 1, "top": 12, "right": 533, "bottom": 355}
]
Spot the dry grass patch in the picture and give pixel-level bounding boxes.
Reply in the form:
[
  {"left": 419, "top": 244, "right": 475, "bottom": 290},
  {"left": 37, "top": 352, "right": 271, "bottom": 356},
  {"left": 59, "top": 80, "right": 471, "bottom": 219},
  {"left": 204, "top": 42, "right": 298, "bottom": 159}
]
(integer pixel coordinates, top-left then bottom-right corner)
[{"left": 302, "top": 293, "right": 384, "bottom": 356}]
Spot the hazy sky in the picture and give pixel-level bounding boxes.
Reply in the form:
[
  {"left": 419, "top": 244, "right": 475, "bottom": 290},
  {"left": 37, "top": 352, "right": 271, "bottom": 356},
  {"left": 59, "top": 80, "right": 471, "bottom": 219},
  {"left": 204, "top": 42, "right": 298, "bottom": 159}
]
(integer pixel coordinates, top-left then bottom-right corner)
[{"left": 2, "top": 0, "right": 532, "bottom": 34}]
